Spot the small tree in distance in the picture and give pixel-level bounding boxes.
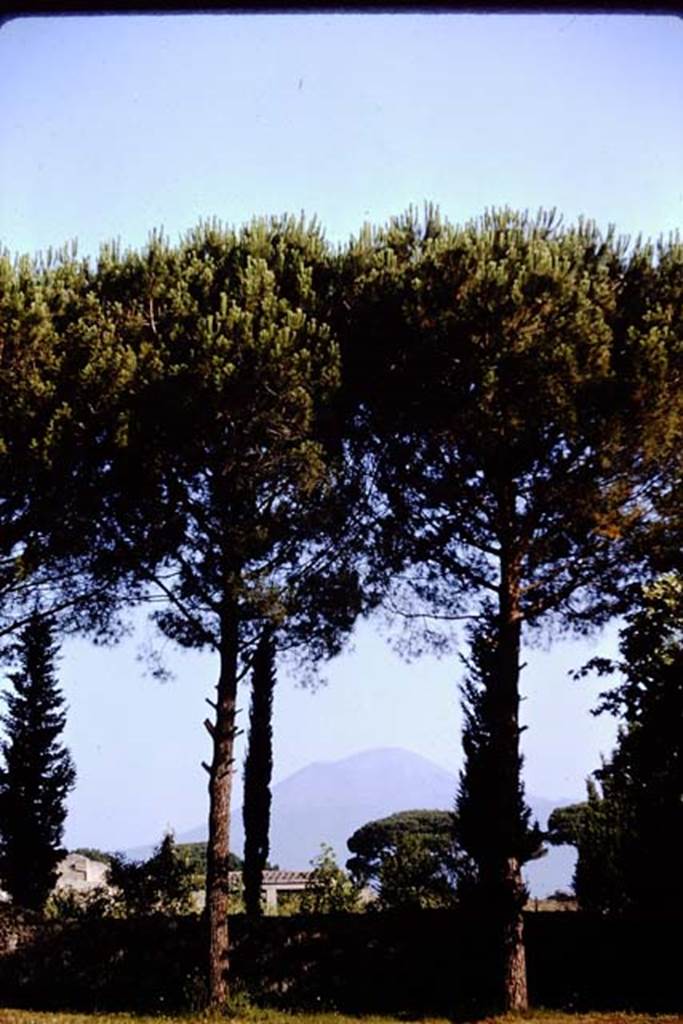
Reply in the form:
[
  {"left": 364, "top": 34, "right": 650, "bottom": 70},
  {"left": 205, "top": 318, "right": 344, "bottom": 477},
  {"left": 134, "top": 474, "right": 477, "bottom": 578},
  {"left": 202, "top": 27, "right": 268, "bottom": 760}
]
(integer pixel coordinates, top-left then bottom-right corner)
[
  {"left": 108, "top": 833, "right": 196, "bottom": 916},
  {"left": 347, "top": 809, "right": 466, "bottom": 909},
  {"left": 0, "top": 609, "right": 76, "bottom": 911},
  {"left": 300, "top": 843, "right": 363, "bottom": 913}
]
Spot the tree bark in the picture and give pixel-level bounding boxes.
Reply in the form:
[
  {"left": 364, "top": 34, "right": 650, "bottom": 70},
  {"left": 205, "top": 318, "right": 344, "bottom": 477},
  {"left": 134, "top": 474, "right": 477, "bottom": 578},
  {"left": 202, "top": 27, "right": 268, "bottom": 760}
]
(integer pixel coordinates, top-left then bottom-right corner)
[
  {"left": 502, "top": 856, "right": 528, "bottom": 1011},
  {"left": 205, "top": 600, "right": 239, "bottom": 1008}
]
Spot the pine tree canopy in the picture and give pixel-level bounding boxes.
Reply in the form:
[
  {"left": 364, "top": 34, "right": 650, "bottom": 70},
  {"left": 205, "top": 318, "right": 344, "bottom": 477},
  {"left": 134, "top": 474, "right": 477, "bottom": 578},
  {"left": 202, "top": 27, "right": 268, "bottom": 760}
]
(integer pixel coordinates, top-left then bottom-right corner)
[{"left": 341, "top": 207, "right": 681, "bottom": 640}]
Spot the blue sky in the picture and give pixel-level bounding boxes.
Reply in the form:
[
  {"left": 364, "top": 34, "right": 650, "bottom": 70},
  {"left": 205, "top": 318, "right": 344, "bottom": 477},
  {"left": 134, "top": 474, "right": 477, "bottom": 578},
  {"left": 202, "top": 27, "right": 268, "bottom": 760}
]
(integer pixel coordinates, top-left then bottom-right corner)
[{"left": 0, "top": 13, "right": 680, "bottom": 852}]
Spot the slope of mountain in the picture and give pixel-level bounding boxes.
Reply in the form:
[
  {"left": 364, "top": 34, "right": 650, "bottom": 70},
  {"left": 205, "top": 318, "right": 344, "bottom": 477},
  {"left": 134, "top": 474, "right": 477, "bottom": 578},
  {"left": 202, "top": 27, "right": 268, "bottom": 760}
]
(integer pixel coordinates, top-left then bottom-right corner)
[{"left": 128, "top": 747, "right": 577, "bottom": 897}]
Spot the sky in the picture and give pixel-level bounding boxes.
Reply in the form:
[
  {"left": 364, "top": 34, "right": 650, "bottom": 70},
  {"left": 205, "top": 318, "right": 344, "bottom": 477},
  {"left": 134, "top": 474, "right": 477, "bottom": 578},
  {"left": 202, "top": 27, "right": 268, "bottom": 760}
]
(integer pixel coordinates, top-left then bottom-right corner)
[{"left": 0, "top": 12, "right": 680, "bottom": 853}]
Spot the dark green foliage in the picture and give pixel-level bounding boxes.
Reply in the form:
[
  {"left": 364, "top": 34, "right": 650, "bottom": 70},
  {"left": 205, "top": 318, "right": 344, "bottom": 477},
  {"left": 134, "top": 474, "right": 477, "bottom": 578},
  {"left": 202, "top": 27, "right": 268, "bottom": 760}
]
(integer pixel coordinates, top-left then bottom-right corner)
[
  {"left": 0, "top": 909, "right": 680, "bottom": 1015},
  {"left": 456, "top": 609, "right": 545, "bottom": 907},
  {"left": 346, "top": 809, "right": 465, "bottom": 909},
  {"left": 0, "top": 610, "right": 76, "bottom": 911},
  {"left": 243, "top": 628, "right": 276, "bottom": 917},
  {"left": 549, "top": 573, "right": 683, "bottom": 912},
  {"left": 46, "top": 881, "right": 116, "bottom": 921},
  {"left": 108, "top": 833, "right": 196, "bottom": 916}
]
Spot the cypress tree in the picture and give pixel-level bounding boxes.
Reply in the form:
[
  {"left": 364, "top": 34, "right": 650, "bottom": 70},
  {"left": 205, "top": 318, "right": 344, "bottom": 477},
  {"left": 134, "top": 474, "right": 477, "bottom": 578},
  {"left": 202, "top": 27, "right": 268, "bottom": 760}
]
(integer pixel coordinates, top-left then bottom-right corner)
[
  {"left": 242, "top": 627, "right": 276, "bottom": 917},
  {"left": 455, "top": 608, "right": 544, "bottom": 909},
  {"left": 0, "top": 610, "right": 76, "bottom": 911},
  {"left": 454, "top": 612, "right": 544, "bottom": 1012},
  {"left": 451, "top": 596, "right": 545, "bottom": 1008}
]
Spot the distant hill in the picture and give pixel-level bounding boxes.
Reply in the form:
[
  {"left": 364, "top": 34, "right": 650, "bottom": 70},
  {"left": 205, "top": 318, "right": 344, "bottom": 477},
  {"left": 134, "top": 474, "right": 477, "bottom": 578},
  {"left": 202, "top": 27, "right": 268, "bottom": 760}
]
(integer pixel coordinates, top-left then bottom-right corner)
[{"left": 127, "top": 747, "right": 577, "bottom": 897}]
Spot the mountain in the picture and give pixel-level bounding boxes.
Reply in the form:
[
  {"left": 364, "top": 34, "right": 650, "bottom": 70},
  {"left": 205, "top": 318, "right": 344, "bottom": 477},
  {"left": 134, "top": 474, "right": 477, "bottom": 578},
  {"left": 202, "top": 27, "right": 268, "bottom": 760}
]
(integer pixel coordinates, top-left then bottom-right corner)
[{"left": 128, "top": 747, "right": 577, "bottom": 897}]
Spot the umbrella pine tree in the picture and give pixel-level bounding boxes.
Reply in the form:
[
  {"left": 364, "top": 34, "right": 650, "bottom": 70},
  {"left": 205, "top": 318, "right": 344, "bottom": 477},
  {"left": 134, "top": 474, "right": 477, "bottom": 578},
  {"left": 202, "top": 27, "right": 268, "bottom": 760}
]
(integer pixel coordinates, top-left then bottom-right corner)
[{"left": 342, "top": 207, "right": 681, "bottom": 1009}]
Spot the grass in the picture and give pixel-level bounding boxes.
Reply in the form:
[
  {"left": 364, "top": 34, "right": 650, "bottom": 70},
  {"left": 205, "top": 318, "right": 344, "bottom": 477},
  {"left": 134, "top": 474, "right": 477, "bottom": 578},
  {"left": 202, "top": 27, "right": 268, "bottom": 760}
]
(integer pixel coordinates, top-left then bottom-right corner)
[{"left": 0, "top": 1011, "right": 681, "bottom": 1024}]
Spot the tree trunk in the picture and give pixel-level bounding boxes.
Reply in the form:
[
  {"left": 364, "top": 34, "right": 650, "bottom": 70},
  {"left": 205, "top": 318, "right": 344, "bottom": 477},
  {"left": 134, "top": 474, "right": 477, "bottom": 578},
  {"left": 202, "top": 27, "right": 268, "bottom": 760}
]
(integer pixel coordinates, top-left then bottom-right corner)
[
  {"left": 205, "top": 602, "right": 239, "bottom": 1008},
  {"left": 502, "top": 856, "right": 528, "bottom": 1011},
  {"left": 493, "top": 550, "right": 529, "bottom": 1012}
]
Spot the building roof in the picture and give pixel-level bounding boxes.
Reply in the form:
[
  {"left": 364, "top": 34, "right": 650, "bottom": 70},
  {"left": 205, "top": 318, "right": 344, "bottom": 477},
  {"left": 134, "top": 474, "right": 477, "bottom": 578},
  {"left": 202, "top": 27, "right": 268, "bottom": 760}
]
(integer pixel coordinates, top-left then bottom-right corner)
[{"left": 228, "top": 870, "right": 311, "bottom": 886}]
